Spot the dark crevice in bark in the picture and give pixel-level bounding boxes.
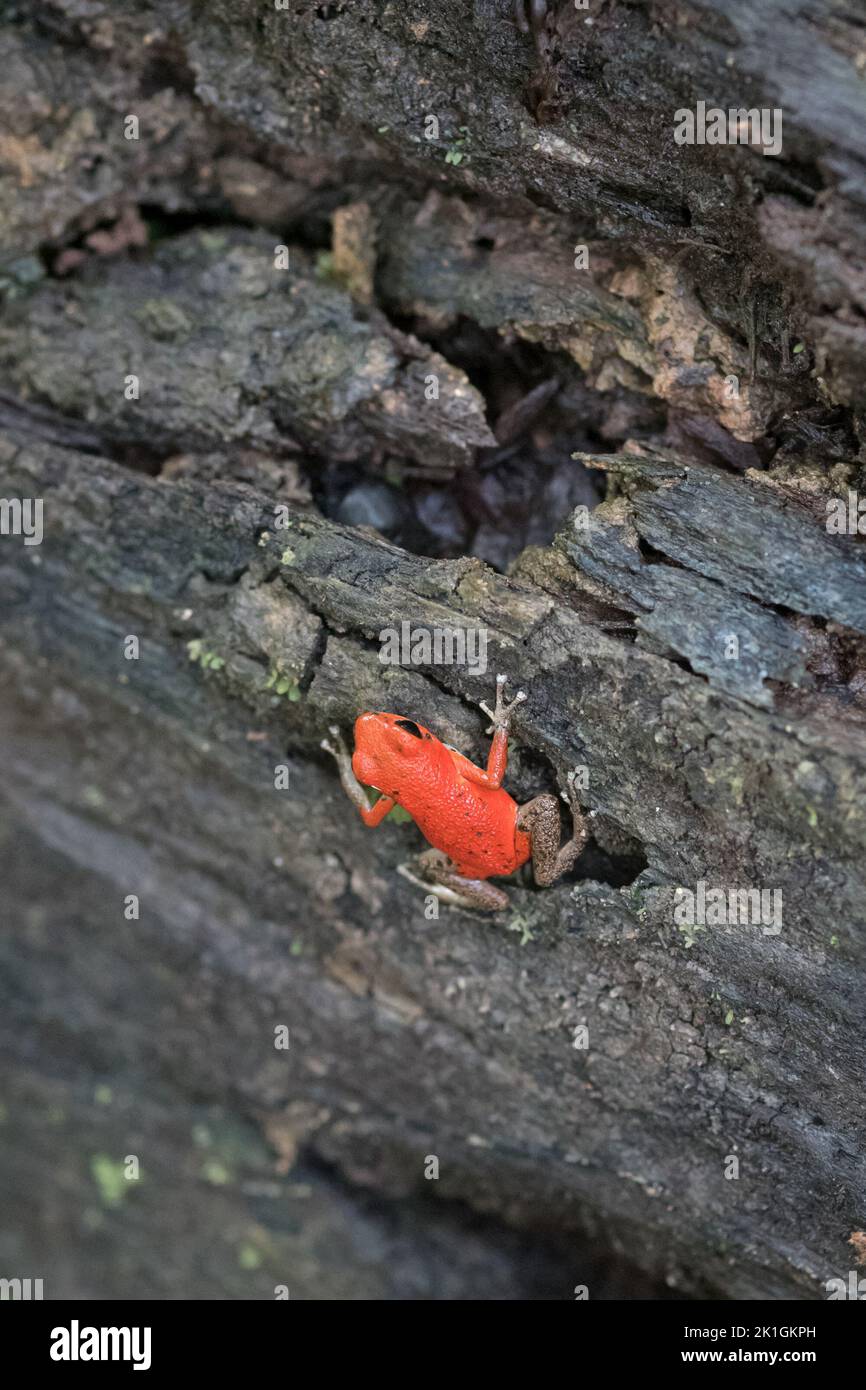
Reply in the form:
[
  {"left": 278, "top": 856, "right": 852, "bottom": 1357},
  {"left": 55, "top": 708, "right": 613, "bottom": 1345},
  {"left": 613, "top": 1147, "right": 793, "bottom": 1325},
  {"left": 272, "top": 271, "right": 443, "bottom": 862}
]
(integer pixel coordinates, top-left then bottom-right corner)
[{"left": 292, "top": 1145, "right": 674, "bottom": 1299}]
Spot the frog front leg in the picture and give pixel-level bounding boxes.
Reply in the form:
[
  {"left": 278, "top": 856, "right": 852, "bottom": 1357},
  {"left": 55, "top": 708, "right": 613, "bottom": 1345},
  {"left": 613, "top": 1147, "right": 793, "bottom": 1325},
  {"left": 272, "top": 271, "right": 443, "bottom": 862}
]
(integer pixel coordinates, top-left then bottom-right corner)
[
  {"left": 459, "top": 673, "right": 526, "bottom": 790},
  {"left": 398, "top": 849, "right": 510, "bottom": 913},
  {"left": 517, "top": 770, "right": 589, "bottom": 886},
  {"left": 321, "top": 725, "right": 396, "bottom": 827}
]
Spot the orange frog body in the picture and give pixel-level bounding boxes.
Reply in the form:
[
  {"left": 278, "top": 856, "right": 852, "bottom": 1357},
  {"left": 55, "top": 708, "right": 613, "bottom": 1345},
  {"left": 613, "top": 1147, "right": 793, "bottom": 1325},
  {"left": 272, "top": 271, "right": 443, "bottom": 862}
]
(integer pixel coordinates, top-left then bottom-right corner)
[
  {"left": 322, "top": 675, "right": 588, "bottom": 913},
  {"left": 351, "top": 712, "right": 531, "bottom": 880}
]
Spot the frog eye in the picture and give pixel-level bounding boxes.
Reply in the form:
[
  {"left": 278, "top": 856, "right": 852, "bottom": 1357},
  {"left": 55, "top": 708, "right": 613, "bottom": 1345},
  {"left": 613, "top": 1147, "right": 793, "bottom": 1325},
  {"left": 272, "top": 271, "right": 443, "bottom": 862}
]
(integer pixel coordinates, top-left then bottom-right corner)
[{"left": 395, "top": 718, "right": 424, "bottom": 739}]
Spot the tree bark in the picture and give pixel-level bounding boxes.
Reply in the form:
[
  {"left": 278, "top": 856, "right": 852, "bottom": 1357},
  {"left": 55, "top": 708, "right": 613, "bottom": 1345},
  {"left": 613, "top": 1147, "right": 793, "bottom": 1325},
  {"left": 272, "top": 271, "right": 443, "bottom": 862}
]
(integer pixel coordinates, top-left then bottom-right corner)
[{"left": 1, "top": 0, "right": 865, "bottom": 1300}]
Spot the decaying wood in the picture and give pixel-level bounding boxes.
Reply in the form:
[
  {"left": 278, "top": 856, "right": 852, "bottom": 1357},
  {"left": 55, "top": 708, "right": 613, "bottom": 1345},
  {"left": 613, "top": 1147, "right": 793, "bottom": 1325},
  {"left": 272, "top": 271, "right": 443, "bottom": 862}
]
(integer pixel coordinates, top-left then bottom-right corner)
[
  {"left": 1, "top": 0, "right": 866, "bottom": 1300},
  {"left": 3, "top": 420, "right": 865, "bottom": 1298}
]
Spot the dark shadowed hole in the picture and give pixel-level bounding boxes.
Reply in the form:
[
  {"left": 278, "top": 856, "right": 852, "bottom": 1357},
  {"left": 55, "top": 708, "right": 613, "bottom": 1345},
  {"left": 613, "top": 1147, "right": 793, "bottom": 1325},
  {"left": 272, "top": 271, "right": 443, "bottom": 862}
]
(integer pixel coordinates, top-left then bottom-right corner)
[
  {"left": 139, "top": 37, "right": 197, "bottom": 99},
  {"left": 294, "top": 1151, "right": 684, "bottom": 1300},
  {"left": 570, "top": 837, "right": 649, "bottom": 888},
  {"left": 111, "top": 440, "right": 168, "bottom": 476},
  {"left": 308, "top": 317, "right": 635, "bottom": 570},
  {"left": 511, "top": 750, "right": 650, "bottom": 892},
  {"left": 137, "top": 203, "right": 251, "bottom": 241}
]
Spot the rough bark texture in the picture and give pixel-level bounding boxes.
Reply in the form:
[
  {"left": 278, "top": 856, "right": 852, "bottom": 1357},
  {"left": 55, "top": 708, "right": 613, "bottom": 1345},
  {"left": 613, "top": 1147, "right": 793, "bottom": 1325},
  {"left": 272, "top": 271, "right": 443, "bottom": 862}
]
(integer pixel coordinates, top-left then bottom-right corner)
[{"left": 1, "top": 0, "right": 865, "bottom": 1300}]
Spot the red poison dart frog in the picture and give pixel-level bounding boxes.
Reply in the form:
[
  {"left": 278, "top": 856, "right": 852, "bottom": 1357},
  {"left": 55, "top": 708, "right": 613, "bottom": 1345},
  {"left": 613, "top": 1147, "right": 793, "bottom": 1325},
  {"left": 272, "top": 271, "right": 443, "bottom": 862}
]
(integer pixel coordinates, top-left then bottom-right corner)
[{"left": 321, "top": 675, "right": 588, "bottom": 911}]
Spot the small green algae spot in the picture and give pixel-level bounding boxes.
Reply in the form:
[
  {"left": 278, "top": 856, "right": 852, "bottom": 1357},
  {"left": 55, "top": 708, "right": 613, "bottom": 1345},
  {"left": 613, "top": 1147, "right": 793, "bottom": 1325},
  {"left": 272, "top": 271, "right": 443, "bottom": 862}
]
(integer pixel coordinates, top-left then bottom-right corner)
[
  {"left": 238, "top": 1243, "right": 263, "bottom": 1271},
  {"left": 724, "top": 1009, "right": 734, "bottom": 1026},
  {"left": 264, "top": 668, "right": 301, "bottom": 700},
  {"left": 624, "top": 882, "right": 647, "bottom": 919},
  {"left": 135, "top": 297, "right": 191, "bottom": 341},
  {"left": 444, "top": 127, "right": 471, "bottom": 166},
  {"left": 94, "top": 1084, "right": 113, "bottom": 1106},
  {"left": 315, "top": 250, "right": 337, "bottom": 283},
  {"left": 677, "top": 919, "right": 704, "bottom": 949},
  {"left": 506, "top": 914, "right": 537, "bottom": 946},
  {"left": 187, "top": 639, "right": 225, "bottom": 671},
  {"left": 199, "top": 231, "right": 229, "bottom": 253},
  {"left": 91, "top": 1154, "right": 131, "bottom": 1208},
  {"left": 201, "top": 1158, "right": 232, "bottom": 1186},
  {"left": 280, "top": 547, "right": 295, "bottom": 566}
]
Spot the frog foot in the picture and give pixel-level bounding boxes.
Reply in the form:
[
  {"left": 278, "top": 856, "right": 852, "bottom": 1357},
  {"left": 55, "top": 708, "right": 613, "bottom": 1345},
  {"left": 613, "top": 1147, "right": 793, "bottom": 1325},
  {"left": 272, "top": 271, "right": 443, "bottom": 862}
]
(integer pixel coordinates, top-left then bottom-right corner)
[{"left": 479, "top": 673, "right": 526, "bottom": 734}]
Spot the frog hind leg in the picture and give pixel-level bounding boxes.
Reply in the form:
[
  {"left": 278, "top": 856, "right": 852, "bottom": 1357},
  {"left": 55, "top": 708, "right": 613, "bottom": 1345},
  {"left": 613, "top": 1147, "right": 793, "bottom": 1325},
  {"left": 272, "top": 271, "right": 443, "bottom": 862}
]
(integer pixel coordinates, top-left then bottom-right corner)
[
  {"left": 517, "top": 771, "right": 588, "bottom": 887},
  {"left": 397, "top": 849, "right": 509, "bottom": 912}
]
